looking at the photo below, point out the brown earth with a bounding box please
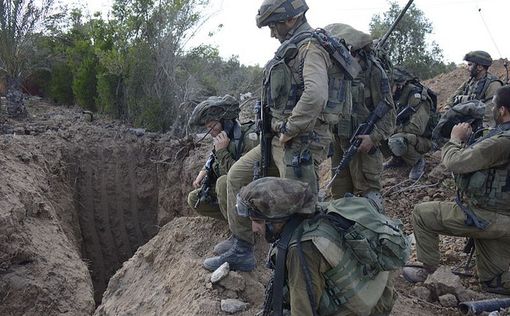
[0,60,509,316]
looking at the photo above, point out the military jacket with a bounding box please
[395,82,432,136]
[263,22,348,147]
[447,73,502,108]
[352,54,396,145]
[442,122,510,212]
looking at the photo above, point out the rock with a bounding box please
[211,262,230,284]
[425,266,464,296]
[128,128,145,137]
[438,293,458,307]
[488,311,500,316]
[219,271,245,292]
[220,299,249,314]
[412,286,432,302]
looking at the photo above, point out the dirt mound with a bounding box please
[95,217,271,315]
[424,59,508,110]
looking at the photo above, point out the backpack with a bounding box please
[321,196,410,272]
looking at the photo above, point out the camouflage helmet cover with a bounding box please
[393,66,416,85]
[188,95,240,127]
[256,0,309,28]
[464,50,493,67]
[237,177,315,221]
[324,23,372,51]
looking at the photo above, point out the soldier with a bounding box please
[187,95,258,220]
[236,177,403,316]
[383,66,434,180]
[403,86,510,295]
[325,24,396,208]
[446,50,503,127]
[203,0,354,272]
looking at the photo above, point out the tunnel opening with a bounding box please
[68,142,160,304]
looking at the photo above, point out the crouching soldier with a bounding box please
[237,177,410,316]
[384,67,435,180]
[403,86,510,295]
[187,95,258,220]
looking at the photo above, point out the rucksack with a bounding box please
[322,196,411,272]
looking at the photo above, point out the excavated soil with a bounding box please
[1,60,509,316]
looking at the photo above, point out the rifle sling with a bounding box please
[273,216,305,316]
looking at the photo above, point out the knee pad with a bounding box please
[388,135,408,157]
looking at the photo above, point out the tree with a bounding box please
[370,1,455,79]
[0,0,55,115]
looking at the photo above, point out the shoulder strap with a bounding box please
[273,216,305,316]
[295,224,319,316]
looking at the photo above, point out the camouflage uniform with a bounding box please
[413,122,510,288]
[237,177,398,316]
[446,51,503,127]
[187,122,258,219]
[226,20,339,244]
[327,25,395,199]
[388,80,433,166]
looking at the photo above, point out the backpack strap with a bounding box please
[294,224,319,316]
[273,216,305,316]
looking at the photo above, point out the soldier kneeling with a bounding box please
[237,177,410,316]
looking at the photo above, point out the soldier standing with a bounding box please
[187,95,258,220]
[403,86,510,295]
[203,0,354,272]
[325,24,395,209]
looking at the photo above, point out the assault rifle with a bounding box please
[396,104,416,125]
[326,101,390,189]
[194,152,218,208]
[254,100,272,180]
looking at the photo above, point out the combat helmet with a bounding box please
[393,66,416,85]
[236,177,315,221]
[464,50,493,67]
[188,95,240,127]
[256,0,308,28]
[324,23,372,51]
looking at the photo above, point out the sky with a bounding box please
[83,0,509,67]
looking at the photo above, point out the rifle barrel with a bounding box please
[376,0,415,50]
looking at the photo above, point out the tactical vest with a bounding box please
[453,74,503,105]
[455,128,510,212]
[262,31,351,130]
[397,81,437,138]
[273,197,409,315]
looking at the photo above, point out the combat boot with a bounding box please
[212,235,235,255]
[383,156,405,170]
[203,237,256,272]
[402,265,435,283]
[481,275,510,295]
[409,158,425,180]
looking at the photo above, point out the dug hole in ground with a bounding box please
[1,61,510,316]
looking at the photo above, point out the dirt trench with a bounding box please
[0,103,203,314]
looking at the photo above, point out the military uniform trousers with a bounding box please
[187,175,228,221]
[413,201,510,284]
[226,138,328,244]
[331,135,383,199]
[390,132,432,166]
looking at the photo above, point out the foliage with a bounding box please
[369,1,455,80]
[0,0,55,89]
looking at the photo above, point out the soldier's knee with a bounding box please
[388,134,408,157]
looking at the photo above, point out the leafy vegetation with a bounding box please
[370,1,456,80]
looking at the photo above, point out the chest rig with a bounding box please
[454,74,502,105]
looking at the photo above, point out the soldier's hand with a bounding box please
[193,170,207,188]
[357,135,375,153]
[279,133,292,144]
[213,131,230,150]
[451,122,472,143]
